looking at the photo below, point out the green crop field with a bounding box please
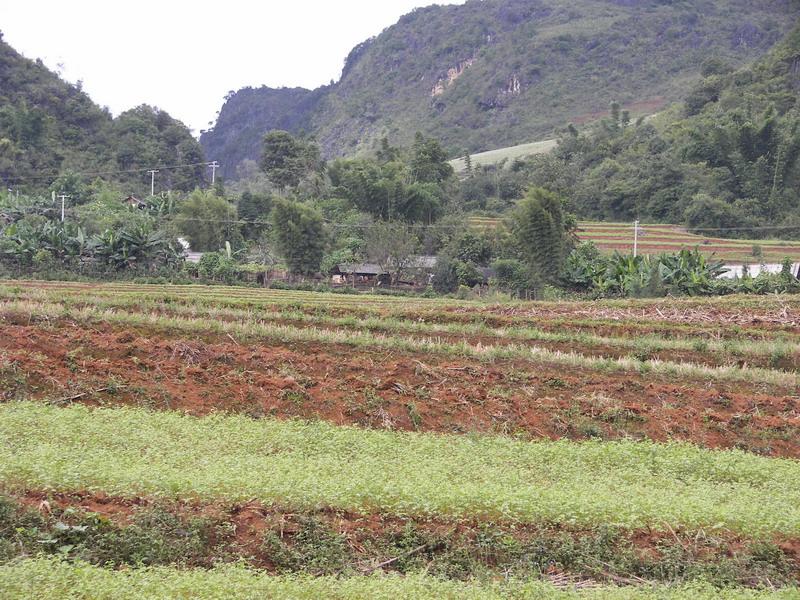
[449,139,558,172]
[2,560,798,600]
[3,401,800,534]
[1,280,800,597]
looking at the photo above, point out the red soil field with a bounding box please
[2,318,798,458]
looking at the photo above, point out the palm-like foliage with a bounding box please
[563,244,731,297]
[658,249,726,295]
[88,225,183,270]
[2,218,182,272]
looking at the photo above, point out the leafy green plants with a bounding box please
[2,402,800,536]
[2,559,799,599]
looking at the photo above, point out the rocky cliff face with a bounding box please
[201,0,800,177]
[199,86,325,180]
[431,59,476,97]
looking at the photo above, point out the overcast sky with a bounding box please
[0,0,465,135]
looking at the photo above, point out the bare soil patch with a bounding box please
[2,320,798,457]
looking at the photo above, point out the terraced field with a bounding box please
[1,280,799,598]
[470,219,800,263]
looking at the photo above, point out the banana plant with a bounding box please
[64,226,91,260]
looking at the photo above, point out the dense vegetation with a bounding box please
[200,0,797,170]
[0,33,205,197]
[3,13,800,300]
[6,560,797,599]
[517,25,800,235]
[4,123,800,298]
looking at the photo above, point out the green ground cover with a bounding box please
[1,402,799,535]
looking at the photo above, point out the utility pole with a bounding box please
[633,220,640,258]
[147,169,159,197]
[58,193,69,223]
[208,161,219,184]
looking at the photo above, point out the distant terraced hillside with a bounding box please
[471,218,800,263]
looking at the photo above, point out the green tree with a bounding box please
[49,171,88,206]
[271,198,325,276]
[111,105,205,194]
[376,137,400,163]
[683,193,742,233]
[491,258,533,296]
[329,157,443,223]
[509,187,569,282]
[260,131,321,192]
[410,132,453,184]
[451,230,492,265]
[237,191,272,239]
[364,220,420,284]
[176,189,239,251]
[431,254,459,293]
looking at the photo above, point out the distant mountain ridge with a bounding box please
[0,33,205,195]
[201,0,800,179]
[200,86,325,181]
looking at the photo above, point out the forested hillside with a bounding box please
[517,23,800,234]
[201,0,798,176]
[0,33,205,196]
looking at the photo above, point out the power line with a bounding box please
[578,223,800,233]
[0,205,475,229]
[4,193,800,235]
[2,161,216,185]
[6,205,800,234]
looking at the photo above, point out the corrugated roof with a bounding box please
[337,263,387,275]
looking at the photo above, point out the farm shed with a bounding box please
[402,255,439,285]
[332,263,390,286]
[122,195,147,210]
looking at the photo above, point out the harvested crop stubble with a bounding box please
[4,282,800,339]
[0,559,797,599]
[22,292,800,366]
[2,300,798,387]
[5,282,797,338]
[1,402,800,536]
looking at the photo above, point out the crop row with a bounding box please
[13,283,800,342]
[1,559,797,599]
[25,285,799,344]
[7,280,800,315]
[1,402,799,535]
[31,292,800,368]
[2,281,465,307]
[6,281,800,342]
[2,298,797,387]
